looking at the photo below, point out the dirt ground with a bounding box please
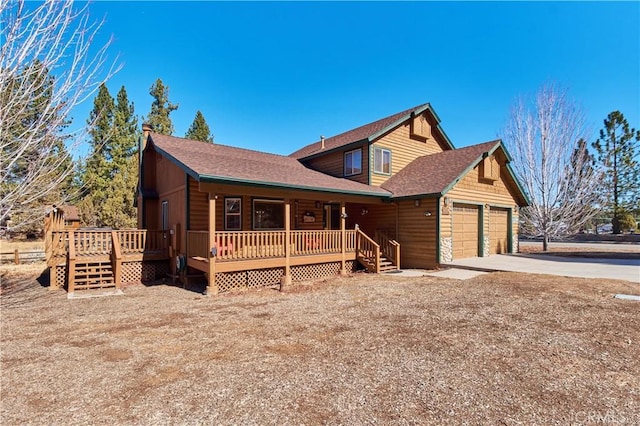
[1,264,639,425]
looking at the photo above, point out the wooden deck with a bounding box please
[186,228,399,276]
[46,229,170,293]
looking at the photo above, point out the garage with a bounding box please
[489,207,510,254]
[452,204,479,259]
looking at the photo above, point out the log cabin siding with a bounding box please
[188,176,209,231]
[155,156,187,252]
[345,204,396,238]
[397,198,438,268]
[295,199,325,231]
[447,164,520,207]
[302,143,369,184]
[370,120,446,186]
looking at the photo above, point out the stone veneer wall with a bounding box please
[440,237,452,263]
[483,236,490,257]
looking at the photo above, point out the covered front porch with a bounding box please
[181,191,400,294]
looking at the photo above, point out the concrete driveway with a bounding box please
[448,254,640,283]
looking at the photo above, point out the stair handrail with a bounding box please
[111,231,123,290]
[356,227,381,273]
[374,229,400,270]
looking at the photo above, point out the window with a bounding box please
[161,201,169,230]
[253,199,285,230]
[344,148,362,176]
[373,147,391,175]
[224,197,242,230]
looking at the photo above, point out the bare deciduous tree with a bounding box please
[0,0,118,232]
[503,83,602,251]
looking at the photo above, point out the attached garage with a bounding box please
[489,207,510,254]
[452,204,479,259]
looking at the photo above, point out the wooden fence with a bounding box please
[0,250,45,265]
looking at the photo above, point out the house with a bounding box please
[137,103,528,295]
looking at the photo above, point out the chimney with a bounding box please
[320,135,325,150]
[142,123,153,145]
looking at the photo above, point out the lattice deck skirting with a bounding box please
[51,265,66,290]
[49,260,169,290]
[121,261,169,284]
[215,261,356,294]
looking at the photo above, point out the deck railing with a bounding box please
[116,229,169,254]
[73,230,112,256]
[47,230,70,262]
[186,229,358,262]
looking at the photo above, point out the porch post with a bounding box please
[340,202,347,275]
[281,199,292,289]
[206,194,218,296]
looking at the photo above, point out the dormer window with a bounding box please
[344,148,362,176]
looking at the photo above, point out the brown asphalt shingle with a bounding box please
[290,103,430,159]
[149,133,391,197]
[381,140,500,198]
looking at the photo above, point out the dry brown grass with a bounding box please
[0,239,44,252]
[1,269,639,425]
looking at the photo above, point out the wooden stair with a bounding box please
[69,259,116,293]
[358,254,397,273]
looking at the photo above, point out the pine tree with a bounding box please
[185,110,214,143]
[592,111,640,234]
[102,86,138,228]
[81,83,115,226]
[147,79,178,135]
[112,86,138,166]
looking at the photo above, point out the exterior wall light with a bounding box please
[424,211,432,217]
[340,212,348,219]
[361,208,369,215]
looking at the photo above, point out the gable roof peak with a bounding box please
[290,102,454,160]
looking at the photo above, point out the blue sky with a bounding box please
[73,1,639,155]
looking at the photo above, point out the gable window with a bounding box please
[253,199,285,230]
[225,197,242,230]
[344,148,362,176]
[373,147,391,175]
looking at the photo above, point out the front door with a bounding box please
[323,204,340,230]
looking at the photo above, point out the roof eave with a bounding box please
[296,138,369,162]
[198,174,392,199]
[390,192,442,201]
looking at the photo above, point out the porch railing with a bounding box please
[186,229,358,262]
[356,227,381,273]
